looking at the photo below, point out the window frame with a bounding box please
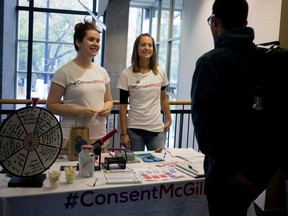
[16,0,105,100]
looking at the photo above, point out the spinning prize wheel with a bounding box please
[0,104,62,187]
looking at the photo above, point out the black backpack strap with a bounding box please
[256,41,280,51]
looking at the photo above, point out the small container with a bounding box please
[64,166,76,184]
[79,144,95,178]
[48,170,61,189]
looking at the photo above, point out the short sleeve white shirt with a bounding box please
[116,65,169,132]
[51,61,110,139]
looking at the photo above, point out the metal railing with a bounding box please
[0,99,197,150]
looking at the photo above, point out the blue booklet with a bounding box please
[135,153,164,162]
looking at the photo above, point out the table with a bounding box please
[0,149,209,216]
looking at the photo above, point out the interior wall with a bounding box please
[178,0,282,101]
[248,0,281,44]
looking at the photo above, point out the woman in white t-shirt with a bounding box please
[46,19,113,154]
[116,33,172,151]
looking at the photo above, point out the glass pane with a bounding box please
[17,41,28,99]
[93,53,101,66]
[159,0,170,41]
[18,0,29,7]
[151,6,158,39]
[172,11,182,38]
[34,0,93,11]
[142,8,150,33]
[17,42,28,73]
[33,12,79,42]
[172,10,182,38]
[31,12,89,99]
[173,0,183,38]
[16,7,104,100]
[17,11,29,100]
[174,0,183,11]
[158,43,167,70]
[127,7,143,67]
[18,11,29,40]
[169,40,180,96]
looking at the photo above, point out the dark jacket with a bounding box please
[191,27,282,190]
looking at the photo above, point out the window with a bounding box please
[128,0,182,100]
[16,0,104,100]
[128,0,183,148]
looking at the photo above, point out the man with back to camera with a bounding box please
[191,0,285,215]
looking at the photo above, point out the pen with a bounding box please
[176,155,189,162]
[163,151,189,162]
[107,148,125,151]
[188,165,199,173]
[175,167,197,178]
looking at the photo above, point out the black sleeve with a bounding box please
[119,89,129,104]
[161,86,167,90]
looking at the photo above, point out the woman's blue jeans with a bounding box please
[127,128,165,151]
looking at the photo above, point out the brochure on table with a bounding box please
[133,167,184,181]
[101,148,205,183]
[102,170,141,184]
[166,149,205,178]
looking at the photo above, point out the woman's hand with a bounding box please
[78,108,97,119]
[120,134,131,148]
[164,120,172,132]
[97,100,113,118]
[97,107,111,118]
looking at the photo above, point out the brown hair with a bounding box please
[73,17,102,51]
[131,33,158,74]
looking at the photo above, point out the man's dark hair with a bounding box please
[212,0,248,30]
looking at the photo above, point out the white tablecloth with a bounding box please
[0,148,209,216]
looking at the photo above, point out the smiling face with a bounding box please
[137,35,153,60]
[76,29,100,58]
